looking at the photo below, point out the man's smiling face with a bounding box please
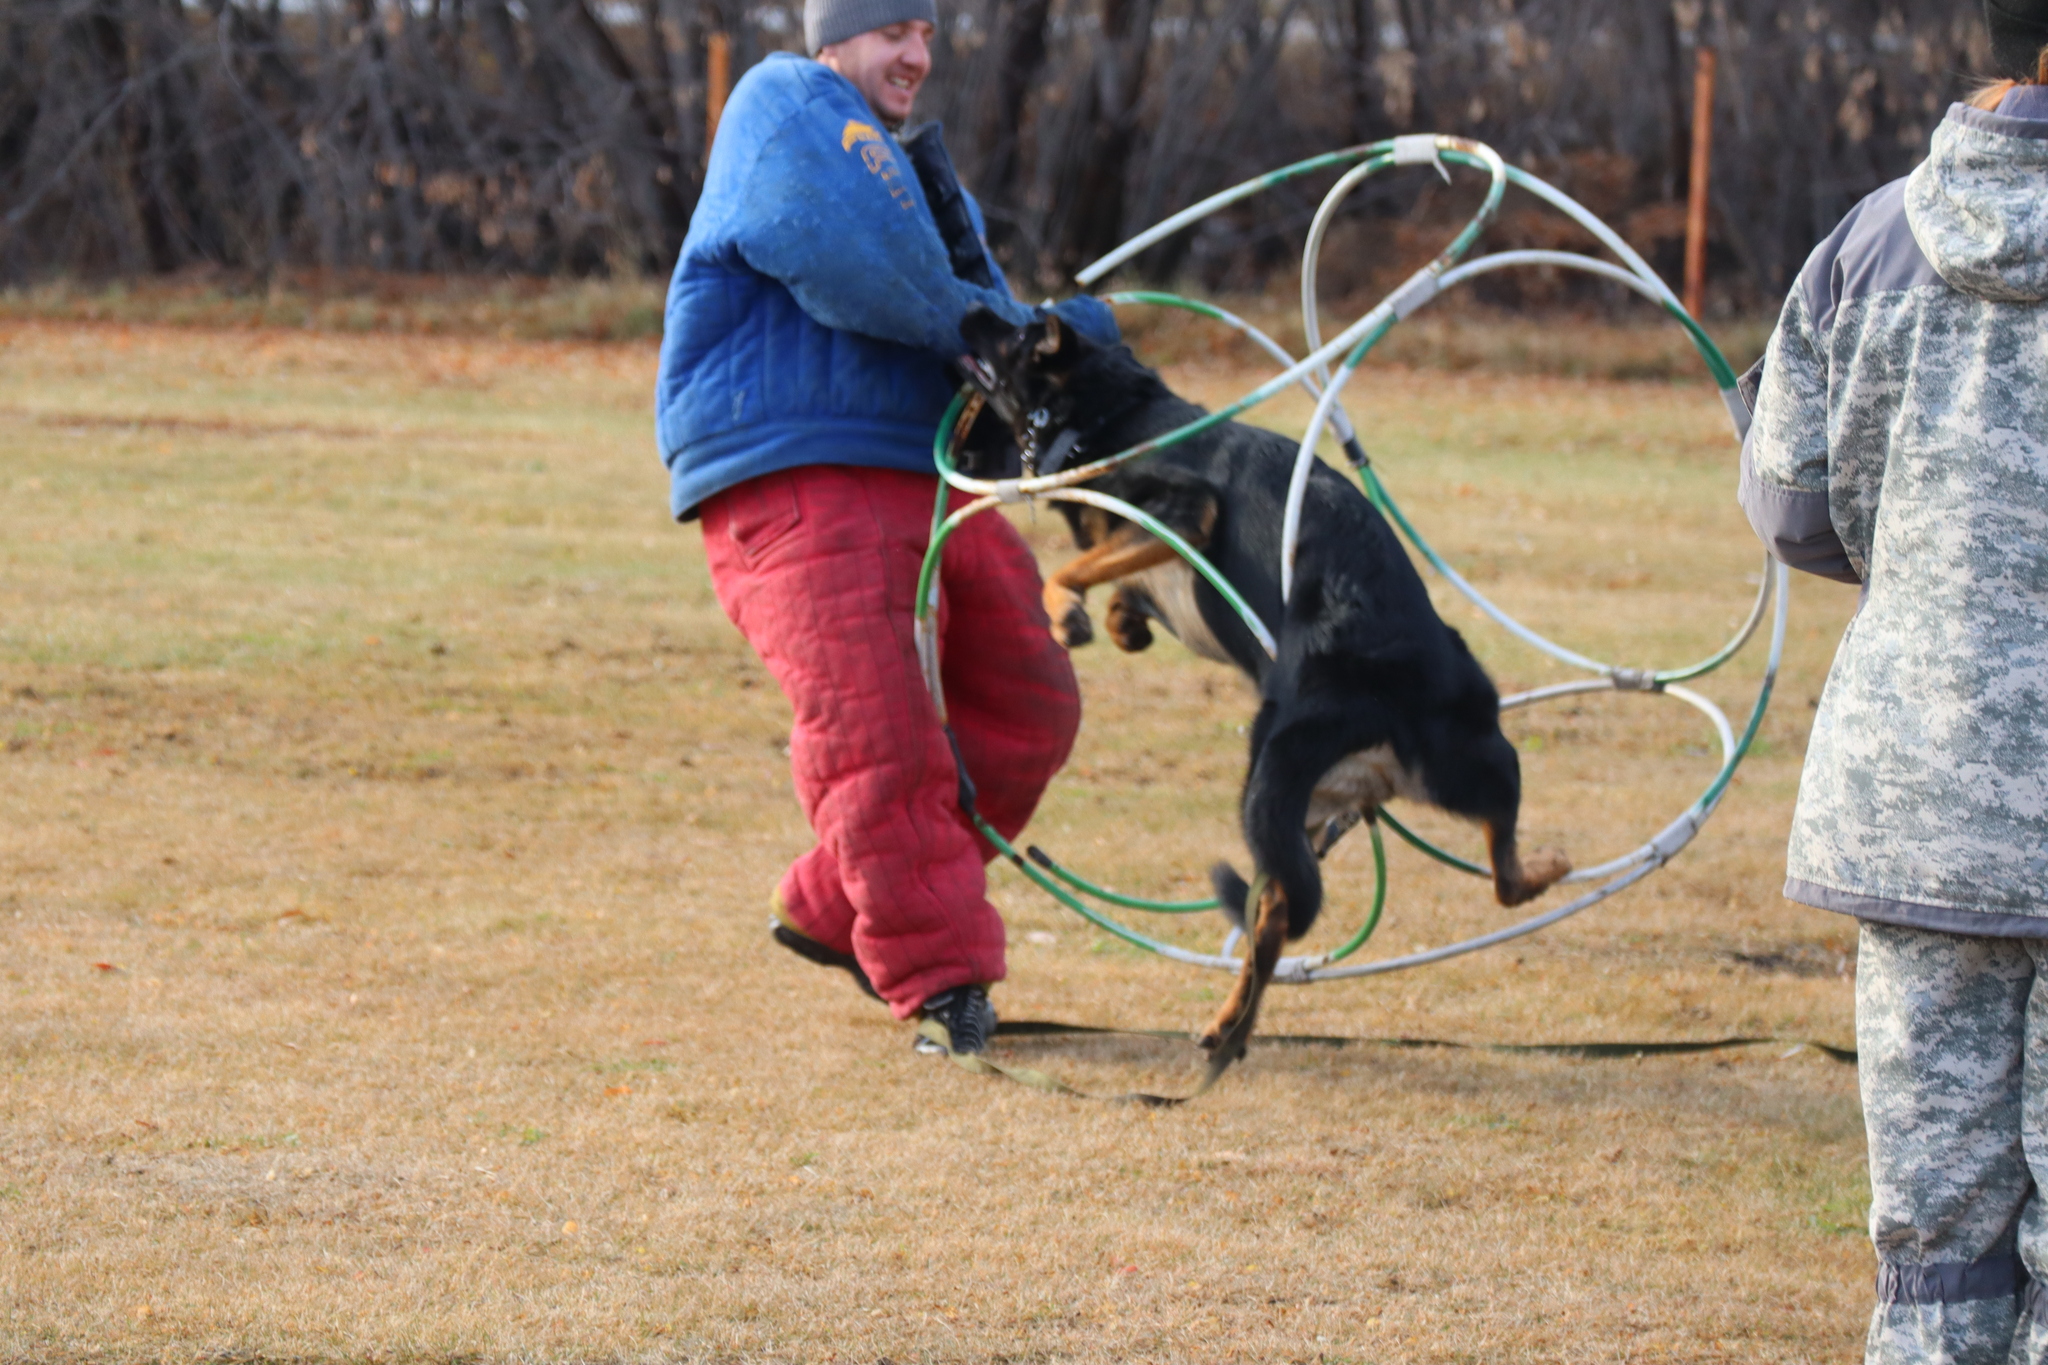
[818,20,933,127]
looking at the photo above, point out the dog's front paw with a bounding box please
[1105,595,1153,652]
[1053,602,1094,648]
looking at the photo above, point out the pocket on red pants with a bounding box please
[724,475,802,569]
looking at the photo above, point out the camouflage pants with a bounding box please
[1859,922,2048,1365]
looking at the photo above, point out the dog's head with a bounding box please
[958,306,1095,474]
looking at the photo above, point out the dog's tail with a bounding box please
[1206,811,1326,943]
[1209,862,1252,932]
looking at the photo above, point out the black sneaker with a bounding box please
[768,909,881,1003]
[914,985,996,1056]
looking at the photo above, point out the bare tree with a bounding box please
[0,0,1992,303]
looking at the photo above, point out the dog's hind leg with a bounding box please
[1197,875,1288,1058]
[1234,705,1373,941]
[1199,702,1383,1053]
[1485,820,1571,907]
[1433,730,1571,906]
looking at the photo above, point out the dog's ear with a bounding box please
[959,306,1017,362]
[1028,311,1087,371]
[1034,313,1063,358]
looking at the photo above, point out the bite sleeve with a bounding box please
[734,110,1032,356]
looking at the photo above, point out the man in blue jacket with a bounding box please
[655,0,1115,1053]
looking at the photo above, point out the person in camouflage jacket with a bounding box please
[1742,5,2048,1359]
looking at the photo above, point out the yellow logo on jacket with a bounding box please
[841,118,917,211]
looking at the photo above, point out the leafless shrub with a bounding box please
[0,0,1991,304]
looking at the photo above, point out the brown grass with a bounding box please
[0,271,668,343]
[0,271,1771,382]
[0,316,1866,1363]
[1113,290,1773,385]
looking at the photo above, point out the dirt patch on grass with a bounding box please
[0,320,1867,1362]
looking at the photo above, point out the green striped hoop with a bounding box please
[915,136,1786,982]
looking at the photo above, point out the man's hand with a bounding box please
[1044,296,1119,348]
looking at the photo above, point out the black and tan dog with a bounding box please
[957,306,1570,1063]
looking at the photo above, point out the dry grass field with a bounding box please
[1,314,1866,1363]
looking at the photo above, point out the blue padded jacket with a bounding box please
[654,54,1110,520]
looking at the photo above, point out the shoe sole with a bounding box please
[769,921,883,1003]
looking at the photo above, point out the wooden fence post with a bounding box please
[1683,45,1717,319]
[705,31,731,155]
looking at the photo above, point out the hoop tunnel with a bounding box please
[915,134,1785,982]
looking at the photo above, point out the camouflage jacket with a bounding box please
[1742,88,2048,936]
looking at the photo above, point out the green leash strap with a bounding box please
[918,1016,1856,1104]
[914,1017,1087,1097]
[990,1019,1856,1064]
[914,1017,1241,1109]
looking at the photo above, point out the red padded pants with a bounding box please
[699,465,1080,1018]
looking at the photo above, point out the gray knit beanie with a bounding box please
[805,0,936,54]
[1986,0,2048,80]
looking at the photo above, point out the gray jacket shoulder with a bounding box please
[1799,177,1945,335]
[1739,178,1944,585]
